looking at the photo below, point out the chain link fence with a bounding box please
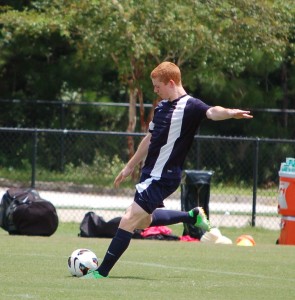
[1,127,294,230]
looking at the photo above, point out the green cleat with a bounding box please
[80,270,108,279]
[189,207,211,231]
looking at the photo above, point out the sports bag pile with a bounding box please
[0,188,58,236]
[79,211,184,241]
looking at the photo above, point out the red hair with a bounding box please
[150,62,182,85]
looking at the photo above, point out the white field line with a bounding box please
[121,260,295,283]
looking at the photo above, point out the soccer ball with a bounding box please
[67,248,99,277]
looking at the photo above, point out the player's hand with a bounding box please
[114,165,134,188]
[231,109,253,119]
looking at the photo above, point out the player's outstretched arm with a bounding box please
[114,133,151,188]
[206,106,253,121]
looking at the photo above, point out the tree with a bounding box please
[0,0,294,180]
[0,0,294,134]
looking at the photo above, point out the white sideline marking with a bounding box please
[121,260,295,283]
[4,294,35,299]
[7,253,294,283]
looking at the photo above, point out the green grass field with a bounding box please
[1,223,294,300]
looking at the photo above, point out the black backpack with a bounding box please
[0,188,59,236]
[79,211,121,238]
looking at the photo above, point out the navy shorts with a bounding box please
[134,173,181,214]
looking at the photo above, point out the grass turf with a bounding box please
[1,223,294,300]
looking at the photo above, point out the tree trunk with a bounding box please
[127,84,137,159]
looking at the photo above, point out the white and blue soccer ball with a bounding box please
[67,248,99,277]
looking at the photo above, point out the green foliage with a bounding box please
[0,8,76,99]
[62,153,125,186]
[1,0,293,101]
[0,0,295,181]
[0,151,126,187]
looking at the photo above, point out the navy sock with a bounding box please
[150,209,194,226]
[97,228,133,277]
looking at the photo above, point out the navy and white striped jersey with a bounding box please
[142,94,210,179]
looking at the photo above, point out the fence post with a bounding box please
[251,138,260,226]
[195,129,201,170]
[31,129,38,188]
[60,102,65,172]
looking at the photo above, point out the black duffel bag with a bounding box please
[79,211,121,238]
[0,188,58,236]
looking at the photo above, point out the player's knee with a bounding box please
[120,211,150,231]
[136,216,151,229]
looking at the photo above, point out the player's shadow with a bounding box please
[66,275,152,280]
[111,276,153,280]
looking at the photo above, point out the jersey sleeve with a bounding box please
[148,120,155,133]
[194,98,211,119]
[148,102,162,133]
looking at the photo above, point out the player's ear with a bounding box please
[168,79,175,86]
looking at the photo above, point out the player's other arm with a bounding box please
[206,106,253,121]
[114,133,151,188]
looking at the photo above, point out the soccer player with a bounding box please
[82,61,253,279]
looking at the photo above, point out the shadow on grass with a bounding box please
[110,276,153,280]
[66,275,152,280]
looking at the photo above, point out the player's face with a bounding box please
[152,78,171,100]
